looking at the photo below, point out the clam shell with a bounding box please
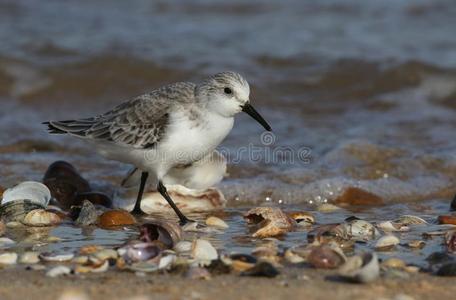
[22,209,62,226]
[205,216,229,229]
[139,220,182,248]
[375,235,400,251]
[1,181,51,206]
[0,252,18,265]
[338,252,380,283]
[0,200,45,223]
[191,239,218,262]
[40,252,75,262]
[244,207,295,238]
[307,244,346,269]
[344,218,379,241]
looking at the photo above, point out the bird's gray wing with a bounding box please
[46,82,196,148]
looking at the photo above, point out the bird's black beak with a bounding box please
[242,102,272,131]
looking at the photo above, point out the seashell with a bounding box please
[46,265,72,277]
[0,220,5,236]
[185,266,212,280]
[307,224,353,249]
[241,261,280,278]
[0,237,16,249]
[19,251,40,264]
[97,210,136,228]
[0,200,46,223]
[284,246,307,264]
[174,241,192,253]
[381,258,406,269]
[191,239,218,262]
[22,209,62,226]
[375,235,400,251]
[181,221,215,233]
[127,261,159,273]
[72,256,89,264]
[407,240,426,249]
[79,245,104,255]
[75,259,109,274]
[119,242,161,263]
[0,252,18,265]
[317,203,341,212]
[307,244,346,269]
[394,215,427,225]
[438,215,456,225]
[43,161,91,209]
[377,220,409,232]
[205,216,229,229]
[92,249,118,261]
[139,220,182,249]
[229,254,257,272]
[158,252,177,270]
[343,217,379,241]
[40,252,75,262]
[287,211,315,226]
[136,185,226,214]
[338,252,380,283]
[74,200,98,226]
[244,207,295,238]
[1,181,51,206]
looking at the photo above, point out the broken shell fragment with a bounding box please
[98,210,136,228]
[139,220,182,248]
[288,211,315,226]
[191,239,218,262]
[244,207,295,238]
[375,235,400,251]
[338,252,380,283]
[0,252,18,265]
[205,216,229,229]
[22,209,62,226]
[307,244,346,269]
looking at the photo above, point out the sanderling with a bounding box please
[44,71,271,225]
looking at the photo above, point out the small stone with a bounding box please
[317,203,341,212]
[75,200,98,226]
[205,216,229,229]
[334,187,384,206]
[19,252,40,264]
[0,252,18,264]
[98,210,136,228]
[46,265,72,277]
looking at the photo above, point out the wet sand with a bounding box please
[0,269,455,300]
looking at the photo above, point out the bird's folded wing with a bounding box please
[48,94,171,149]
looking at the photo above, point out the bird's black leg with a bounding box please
[131,171,148,216]
[157,180,193,225]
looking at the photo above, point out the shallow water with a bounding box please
[1,0,456,268]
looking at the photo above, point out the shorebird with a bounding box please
[44,71,272,225]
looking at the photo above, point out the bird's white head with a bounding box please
[196,71,272,131]
[196,71,250,117]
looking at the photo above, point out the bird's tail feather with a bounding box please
[43,119,95,137]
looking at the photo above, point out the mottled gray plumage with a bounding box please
[45,82,196,148]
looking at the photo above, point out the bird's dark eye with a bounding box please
[224,87,232,94]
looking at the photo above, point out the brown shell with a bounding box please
[244,207,295,238]
[97,210,136,228]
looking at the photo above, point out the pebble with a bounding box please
[0,252,18,264]
[205,216,229,229]
[75,200,98,226]
[46,265,72,277]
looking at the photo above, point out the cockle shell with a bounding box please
[22,209,62,226]
[244,207,295,238]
